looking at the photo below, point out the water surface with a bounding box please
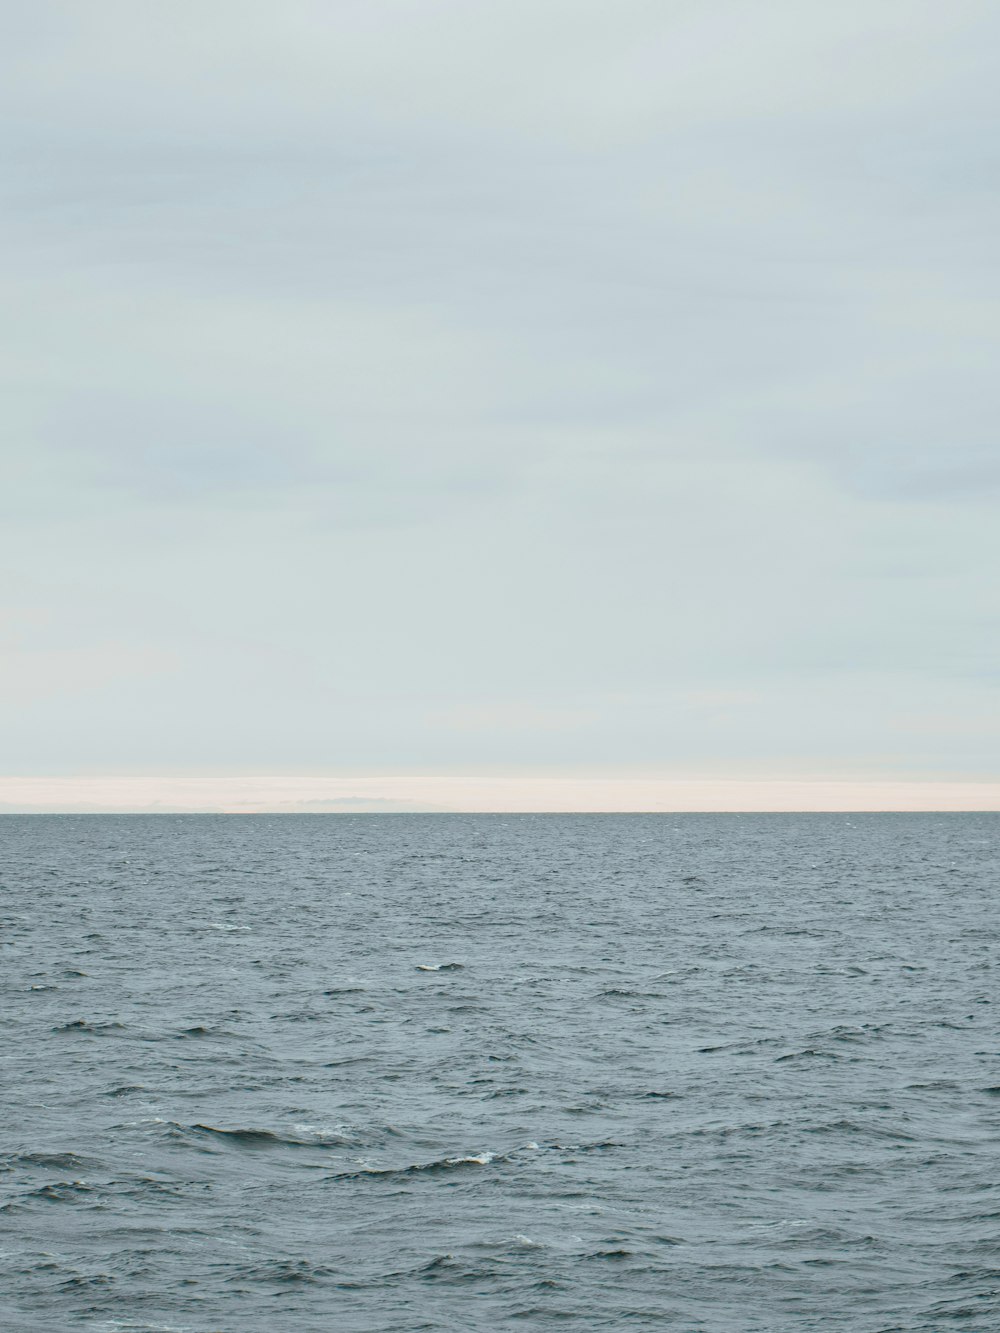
[2,813,998,1330]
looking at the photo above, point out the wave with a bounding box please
[802,1118,917,1142]
[698,1023,898,1061]
[773,1048,842,1063]
[187,1123,354,1150]
[330,1151,499,1182]
[23,1180,99,1204]
[174,1024,238,1039]
[223,1258,337,1286]
[597,987,667,1000]
[1,1151,95,1172]
[52,1019,126,1035]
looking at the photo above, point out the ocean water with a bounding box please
[2,812,998,1332]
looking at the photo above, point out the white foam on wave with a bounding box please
[292,1122,354,1140]
[92,1323,197,1332]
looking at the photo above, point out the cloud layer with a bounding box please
[2,2,997,787]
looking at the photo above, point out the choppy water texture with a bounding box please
[2,813,999,1332]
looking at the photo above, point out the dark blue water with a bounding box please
[2,813,998,1331]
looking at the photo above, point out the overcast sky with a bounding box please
[2,1,998,806]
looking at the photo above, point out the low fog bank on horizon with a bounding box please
[1,2,998,784]
[0,776,998,814]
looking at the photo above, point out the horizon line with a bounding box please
[1,807,997,816]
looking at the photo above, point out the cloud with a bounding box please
[0,2,997,781]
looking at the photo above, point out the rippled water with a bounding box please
[2,813,998,1331]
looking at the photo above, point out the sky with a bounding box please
[2,1,998,811]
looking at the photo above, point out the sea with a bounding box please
[2,812,998,1332]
